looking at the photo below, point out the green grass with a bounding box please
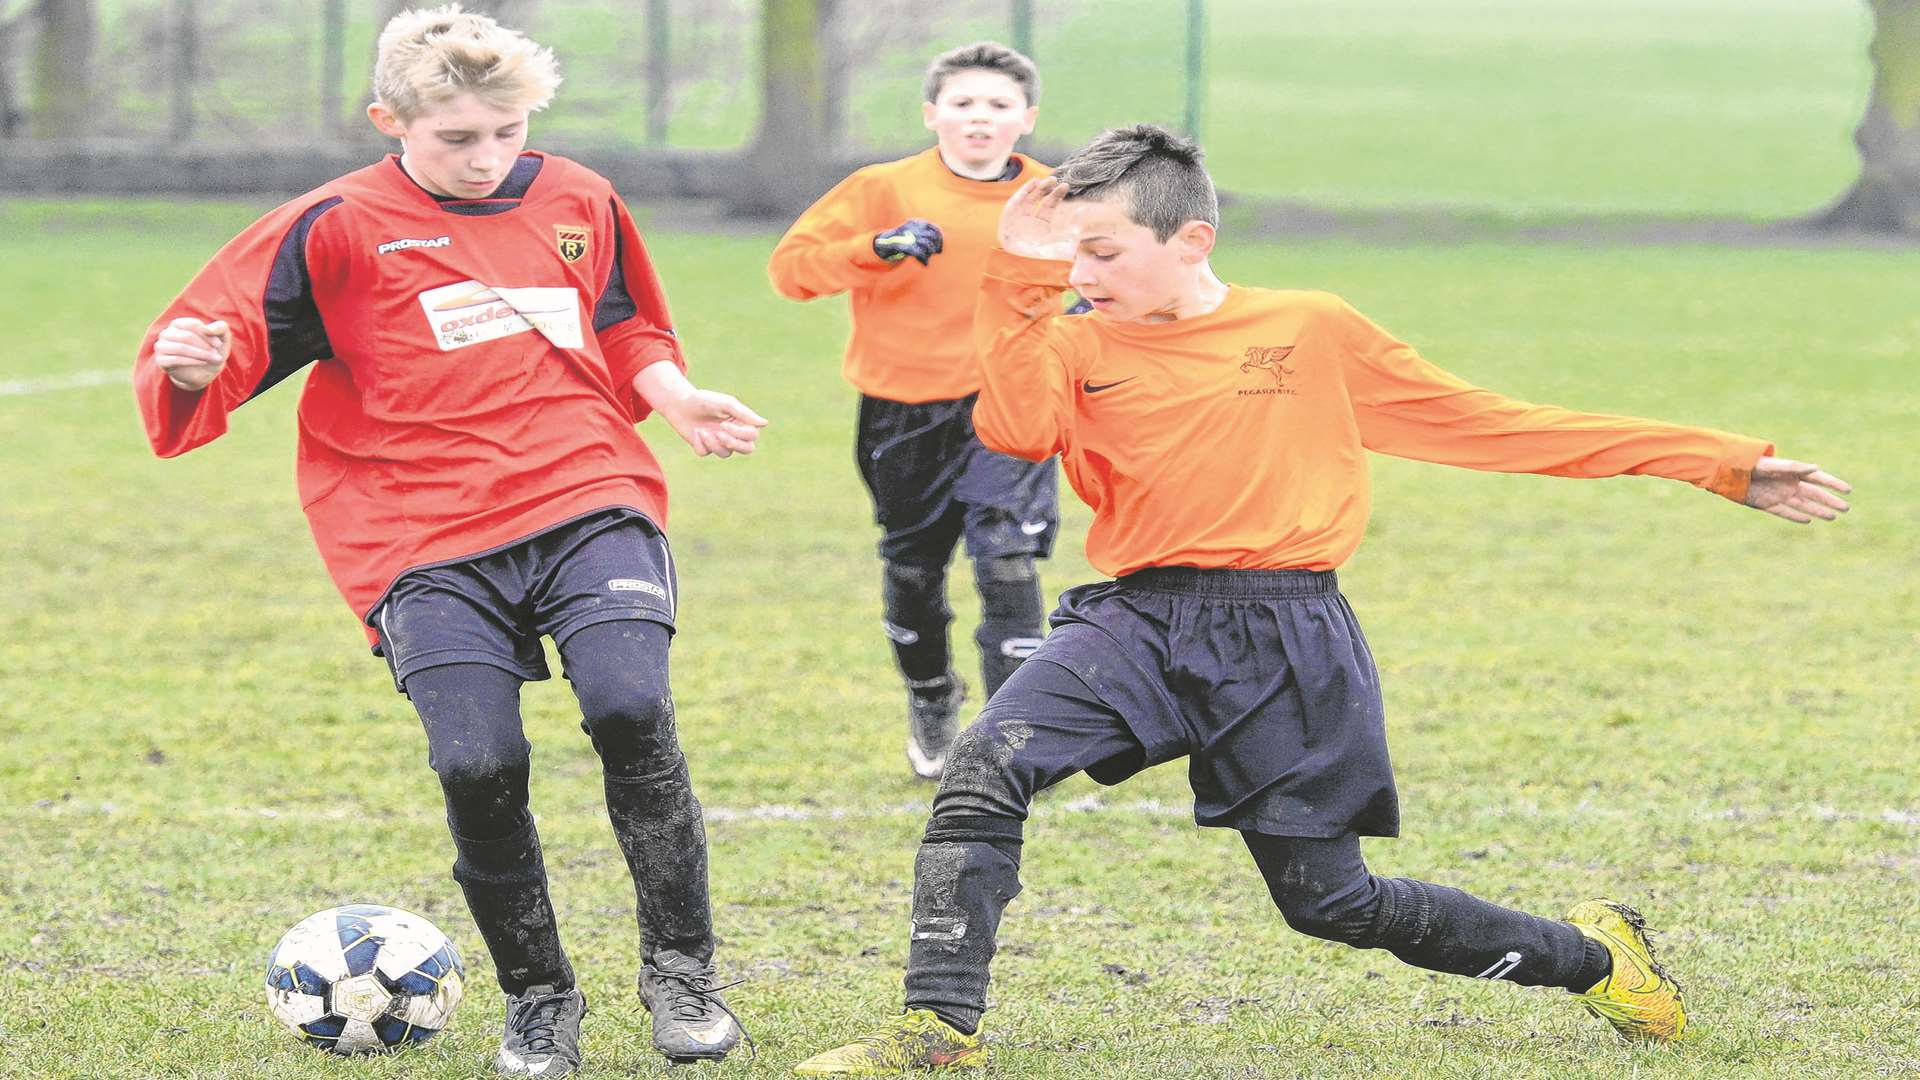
[84,0,1872,218]
[1,196,1916,1078]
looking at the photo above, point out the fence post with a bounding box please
[819,0,844,146]
[170,0,197,141]
[1011,0,1033,59]
[320,0,346,138]
[1183,0,1204,138]
[646,0,669,145]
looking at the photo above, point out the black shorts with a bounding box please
[1022,567,1399,838]
[370,509,677,693]
[855,393,1058,565]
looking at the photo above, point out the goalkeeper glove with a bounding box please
[873,219,944,265]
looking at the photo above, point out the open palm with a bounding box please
[1743,456,1851,523]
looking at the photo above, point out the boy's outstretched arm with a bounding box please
[971,178,1078,461]
[1336,298,1852,520]
[766,172,913,300]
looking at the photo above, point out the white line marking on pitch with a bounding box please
[0,369,129,396]
[18,796,1920,828]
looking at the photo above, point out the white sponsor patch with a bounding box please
[418,279,583,352]
[378,235,451,255]
[609,578,668,600]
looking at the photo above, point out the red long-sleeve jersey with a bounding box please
[973,249,1774,576]
[135,152,686,636]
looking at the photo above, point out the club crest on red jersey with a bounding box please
[554,224,590,263]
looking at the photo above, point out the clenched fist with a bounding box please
[151,317,231,392]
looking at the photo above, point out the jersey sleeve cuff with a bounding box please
[1703,436,1774,503]
[844,234,892,270]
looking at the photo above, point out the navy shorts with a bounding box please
[370,509,677,693]
[855,393,1058,565]
[1018,567,1399,838]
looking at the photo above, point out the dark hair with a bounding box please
[1056,124,1218,243]
[923,41,1040,106]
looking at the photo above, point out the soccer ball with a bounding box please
[264,903,466,1053]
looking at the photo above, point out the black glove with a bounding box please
[873,219,944,265]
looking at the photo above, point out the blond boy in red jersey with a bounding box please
[768,43,1061,779]
[139,7,762,1073]
[793,125,1851,1073]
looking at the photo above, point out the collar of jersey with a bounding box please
[921,147,1027,193]
[388,152,546,215]
[1091,284,1248,336]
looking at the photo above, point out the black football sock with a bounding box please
[1243,831,1595,990]
[562,621,716,965]
[603,760,715,964]
[406,663,570,995]
[971,555,1046,699]
[902,815,1025,1035]
[883,559,955,687]
[450,815,575,996]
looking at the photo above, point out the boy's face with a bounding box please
[922,70,1037,172]
[1064,193,1214,323]
[368,93,531,198]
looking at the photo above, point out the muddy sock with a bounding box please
[902,815,1024,1034]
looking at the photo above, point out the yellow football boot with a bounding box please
[1567,898,1688,1043]
[792,1009,986,1074]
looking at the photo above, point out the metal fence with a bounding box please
[0,0,1161,149]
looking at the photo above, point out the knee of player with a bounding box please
[972,554,1036,587]
[939,720,1005,781]
[576,684,675,741]
[431,739,531,791]
[1271,874,1385,945]
[884,559,951,611]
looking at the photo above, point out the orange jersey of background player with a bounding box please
[768,148,1053,403]
[973,248,1774,576]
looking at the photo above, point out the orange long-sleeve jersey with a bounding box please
[972,249,1773,576]
[767,148,1051,403]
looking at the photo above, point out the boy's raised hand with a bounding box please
[1742,456,1851,523]
[151,317,231,392]
[874,219,944,265]
[998,176,1073,261]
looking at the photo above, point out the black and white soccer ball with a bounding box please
[264,903,465,1053]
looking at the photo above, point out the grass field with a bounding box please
[1,187,1915,1079]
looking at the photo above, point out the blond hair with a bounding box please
[373,4,561,121]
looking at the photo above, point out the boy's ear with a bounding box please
[1018,104,1038,136]
[1174,220,1217,264]
[367,101,407,140]
[921,100,938,132]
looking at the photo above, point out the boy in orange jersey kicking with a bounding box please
[768,42,1062,780]
[792,125,1852,1073]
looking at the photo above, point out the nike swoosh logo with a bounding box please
[1019,521,1049,535]
[1082,376,1137,394]
[1602,929,1658,992]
